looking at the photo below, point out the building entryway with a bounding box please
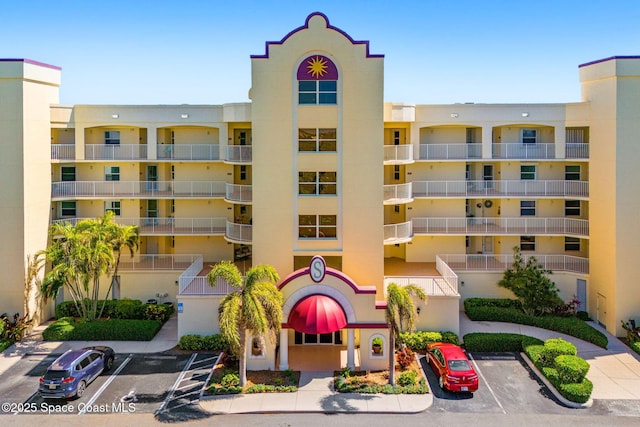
[282,345,361,371]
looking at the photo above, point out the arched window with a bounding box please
[297,55,338,105]
[370,334,385,358]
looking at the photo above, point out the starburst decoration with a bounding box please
[306,56,328,78]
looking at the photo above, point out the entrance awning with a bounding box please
[288,294,347,334]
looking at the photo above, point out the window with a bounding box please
[298,215,337,239]
[105,166,120,181]
[298,128,337,152]
[171,165,175,180]
[61,201,76,217]
[393,130,401,145]
[61,167,76,182]
[170,199,175,214]
[520,236,536,251]
[565,200,581,216]
[520,165,536,180]
[104,131,120,145]
[105,200,121,216]
[565,165,581,181]
[393,165,400,180]
[298,172,336,195]
[299,80,337,104]
[240,165,247,181]
[565,237,581,251]
[520,200,536,216]
[394,205,400,213]
[522,129,537,144]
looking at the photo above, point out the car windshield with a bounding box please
[448,360,471,371]
[44,370,71,380]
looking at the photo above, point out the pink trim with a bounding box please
[251,12,383,59]
[278,266,376,295]
[579,56,640,68]
[282,323,388,329]
[0,58,61,70]
[375,301,388,309]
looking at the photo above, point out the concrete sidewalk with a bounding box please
[459,315,640,400]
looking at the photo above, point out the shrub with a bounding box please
[144,304,172,322]
[42,317,76,341]
[464,298,520,310]
[557,378,594,404]
[463,333,527,352]
[396,347,415,370]
[115,299,144,319]
[400,330,460,351]
[202,334,228,351]
[178,334,227,351]
[540,338,576,367]
[42,318,161,341]
[397,370,417,387]
[631,342,640,356]
[0,339,12,353]
[0,313,32,341]
[220,372,240,387]
[576,311,591,321]
[178,334,204,351]
[555,355,590,383]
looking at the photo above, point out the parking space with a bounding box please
[422,352,575,415]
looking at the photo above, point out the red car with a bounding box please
[427,342,479,392]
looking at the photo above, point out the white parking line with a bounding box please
[78,353,133,415]
[468,353,506,414]
[156,352,198,414]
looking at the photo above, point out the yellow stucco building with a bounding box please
[1,12,639,371]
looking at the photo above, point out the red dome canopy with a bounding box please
[288,294,347,334]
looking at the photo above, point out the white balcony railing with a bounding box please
[84,144,148,160]
[492,143,556,159]
[179,276,235,296]
[565,143,589,159]
[225,145,252,163]
[383,145,414,164]
[225,221,252,243]
[52,217,228,235]
[383,275,458,297]
[412,180,588,198]
[118,254,201,271]
[51,181,226,199]
[51,144,75,160]
[412,217,589,237]
[419,143,482,160]
[384,183,413,204]
[225,183,253,203]
[384,221,413,244]
[437,253,589,274]
[157,144,220,160]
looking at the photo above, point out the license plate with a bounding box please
[461,386,468,391]
[49,384,57,389]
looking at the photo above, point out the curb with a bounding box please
[519,352,593,409]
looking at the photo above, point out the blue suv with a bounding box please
[38,346,115,399]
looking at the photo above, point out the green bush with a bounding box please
[464,298,520,310]
[42,318,161,341]
[397,370,418,387]
[0,339,14,353]
[576,311,591,321]
[400,330,460,351]
[540,338,576,367]
[220,372,240,387]
[463,333,528,352]
[115,299,144,319]
[631,342,640,356]
[143,304,173,322]
[557,378,594,404]
[178,334,227,351]
[465,303,608,348]
[178,334,204,351]
[555,355,590,383]
[202,334,228,351]
[523,341,545,365]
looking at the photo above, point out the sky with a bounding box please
[2,1,640,105]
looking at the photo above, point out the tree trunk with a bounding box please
[388,328,395,386]
[239,328,247,387]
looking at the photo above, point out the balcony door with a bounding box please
[483,165,494,190]
[146,165,158,191]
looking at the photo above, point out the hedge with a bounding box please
[55,299,174,322]
[400,330,459,352]
[632,342,640,356]
[540,338,577,367]
[0,339,13,353]
[178,334,228,351]
[555,355,590,383]
[43,317,162,341]
[464,299,608,348]
[463,333,536,352]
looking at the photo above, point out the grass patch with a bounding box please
[42,317,162,341]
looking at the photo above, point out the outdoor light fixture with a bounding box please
[111,114,119,118]
[416,307,421,315]
[181,114,189,119]
[450,113,459,118]
[522,112,529,117]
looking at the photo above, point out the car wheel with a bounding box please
[439,375,445,390]
[76,380,86,398]
[104,356,114,372]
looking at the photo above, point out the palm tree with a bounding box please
[385,283,426,385]
[207,260,283,387]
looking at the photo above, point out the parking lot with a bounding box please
[0,351,219,417]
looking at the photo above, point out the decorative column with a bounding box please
[278,328,289,370]
[347,329,355,370]
[482,126,493,159]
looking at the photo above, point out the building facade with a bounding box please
[1,12,640,370]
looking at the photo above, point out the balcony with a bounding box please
[225,145,252,164]
[51,144,75,160]
[225,183,253,204]
[52,217,227,236]
[419,143,482,160]
[384,221,413,245]
[225,221,252,244]
[157,144,220,161]
[492,143,555,159]
[412,217,589,237]
[384,256,459,296]
[565,143,589,159]
[438,253,589,274]
[85,144,148,160]
[51,181,226,200]
[118,254,201,271]
[384,145,414,165]
[412,180,588,199]
[384,183,413,205]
